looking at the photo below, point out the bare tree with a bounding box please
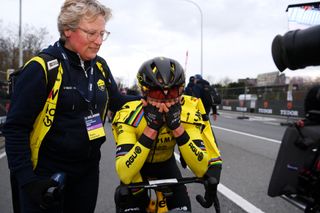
[22,26,48,61]
[0,23,49,72]
[218,76,233,86]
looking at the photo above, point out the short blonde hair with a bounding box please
[58,0,112,41]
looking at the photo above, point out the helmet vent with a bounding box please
[170,62,175,71]
[156,71,164,84]
[170,62,175,82]
[151,62,157,73]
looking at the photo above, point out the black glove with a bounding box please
[165,103,181,130]
[143,104,164,131]
[196,177,220,212]
[21,178,58,208]
[114,185,148,211]
[114,185,131,208]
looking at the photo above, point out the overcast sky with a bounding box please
[0,0,318,86]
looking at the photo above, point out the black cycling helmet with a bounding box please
[137,57,185,92]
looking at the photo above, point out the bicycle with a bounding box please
[115,176,220,213]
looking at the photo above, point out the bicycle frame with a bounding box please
[146,190,168,213]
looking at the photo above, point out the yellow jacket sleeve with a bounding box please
[196,97,222,168]
[181,95,222,178]
[177,123,208,177]
[113,122,152,184]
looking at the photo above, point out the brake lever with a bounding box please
[196,194,220,213]
[196,194,213,208]
[196,177,220,213]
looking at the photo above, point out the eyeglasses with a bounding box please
[78,27,110,41]
[147,87,181,100]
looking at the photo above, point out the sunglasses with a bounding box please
[147,87,181,100]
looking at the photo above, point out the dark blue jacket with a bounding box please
[194,79,217,115]
[184,82,200,97]
[3,40,133,186]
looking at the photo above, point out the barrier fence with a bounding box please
[217,84,316,118]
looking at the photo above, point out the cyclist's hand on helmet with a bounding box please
[21,178,58,207]
[164,102,182,130]
[142,99,164,131]
[196,177,220,212]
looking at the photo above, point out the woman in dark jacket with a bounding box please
[3,0,134,212]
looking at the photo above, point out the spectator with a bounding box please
[194,74,219,121]
[184,76,199,97]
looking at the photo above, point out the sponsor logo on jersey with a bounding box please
[125,146,142,168]
[189,143,204,161]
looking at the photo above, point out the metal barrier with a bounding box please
[217,85,315,118]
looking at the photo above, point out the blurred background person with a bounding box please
[193,74,220,121]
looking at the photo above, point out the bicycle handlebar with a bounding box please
[122,176,220,213]
[126,176,204,189]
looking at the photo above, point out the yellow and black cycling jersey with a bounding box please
[112,95,222,184]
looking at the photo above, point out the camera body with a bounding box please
[270,19,320,210]
[268,123,320,199]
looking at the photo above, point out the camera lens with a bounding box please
[271,25,320,71]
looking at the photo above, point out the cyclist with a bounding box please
[112,57,222,212]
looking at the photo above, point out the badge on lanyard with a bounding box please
[84,113,106,140]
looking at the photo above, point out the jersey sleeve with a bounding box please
[112,106,153,184]
[178,123,209,177]
[197,98,222,165]
[114,123,150,184]
[180,95,222,179]
[197,97,222,181]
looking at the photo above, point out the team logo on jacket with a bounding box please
[47,59,59,70]
[126,146,142,168]
[97,79,105,91]
[135,146,142,154]
[189,143,204,161]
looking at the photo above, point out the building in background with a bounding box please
[256,71,287,87]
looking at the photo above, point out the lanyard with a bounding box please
[57,42,96,111]
[75,60,95,104]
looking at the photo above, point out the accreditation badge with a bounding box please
[84,113,106,140]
